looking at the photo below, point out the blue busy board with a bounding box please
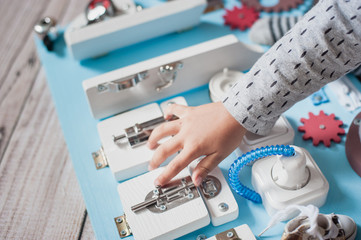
[35,0,361,239]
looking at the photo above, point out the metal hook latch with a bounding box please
[156,61,183,92]
[97,71,148,93]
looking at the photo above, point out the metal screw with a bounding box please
[209,192,215,197]
[96,162,102,168]
[196,234,207,240]
[218,202,229,212]
[159,205,166,211]
[121,230,127,236]
[187,193,194,199]
[313,95,322,101]
[116,217,123,223]
[97,84,107,92]
[177,62,184,69]
[153,189,159,195]
[121,3,130,11]
[227,231,234,238]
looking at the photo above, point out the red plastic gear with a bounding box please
[241,0,304,13]
[223,6,260,31]
[298,111,345,147]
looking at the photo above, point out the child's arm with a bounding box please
[149,0,361,186]
[224,0,361,135]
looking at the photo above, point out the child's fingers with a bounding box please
[147,120,181,149]
[191,153,222,186]
[164,104,188,119]
[154,148,198,186]
[148,136,182,171]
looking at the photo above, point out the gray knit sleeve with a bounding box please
[223,0,361,135]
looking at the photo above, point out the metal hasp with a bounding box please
[114,215,132,238]
[92,147,108,169]
[113,115,178,148]
[215,228,240,240]
[156,61,183,92]
[97,71,148,93]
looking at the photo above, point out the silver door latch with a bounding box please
[131,176,221,213]
[113,115,178,148]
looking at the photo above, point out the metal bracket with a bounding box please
[156,61,183,92]
[131,176,200,213]
[97,71,148,93]
[92,147,108,169]
[114,215,132,238]
[215,228,240,240]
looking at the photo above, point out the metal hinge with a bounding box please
[97,71,148,93]
[215,228,240,240]
[92,147,108,169]
[114,215,132,238]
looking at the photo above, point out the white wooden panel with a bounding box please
[98,97,187,181]
[118,167,210,240]
[83,34,264,119]
[206,224,256,240]
[65,0,206,60]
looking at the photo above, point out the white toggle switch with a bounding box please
[271,150,310,190]
[252,146,329,218]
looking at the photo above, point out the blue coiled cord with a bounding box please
[228,145,295,203]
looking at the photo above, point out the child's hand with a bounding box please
[147,102,246,187]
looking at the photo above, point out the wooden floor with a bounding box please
[0,0,96,239]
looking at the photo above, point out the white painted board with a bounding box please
[83,34,264,119]
[65,0,206,60]
[118,167,210,240]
